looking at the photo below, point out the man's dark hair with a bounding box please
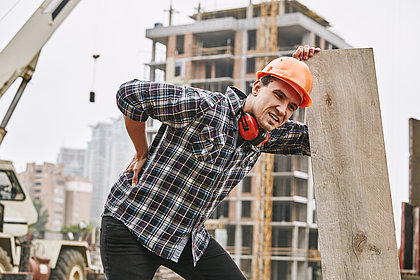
[260,75,277,86]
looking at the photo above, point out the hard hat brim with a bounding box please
[256,71,312,107]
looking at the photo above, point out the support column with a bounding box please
[291,225,299,279]
[279,0,286,15]
[150,40,156,81]
[291,260,298,280]
[301,32,315,46]
[247,0,253,19]
[235,185,243,265]
[307,159,314,225]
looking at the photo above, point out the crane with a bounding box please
[252,1,279,279]
[0,0,81,146]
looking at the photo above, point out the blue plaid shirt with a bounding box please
[103,80,310,266]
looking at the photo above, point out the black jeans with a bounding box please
[100,216,246,280]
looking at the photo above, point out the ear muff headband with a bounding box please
[238,112,269,147]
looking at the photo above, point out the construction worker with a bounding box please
[100,45,320,279]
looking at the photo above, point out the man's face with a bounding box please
[248,78,301,131]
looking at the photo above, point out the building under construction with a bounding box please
[145,1,351,279]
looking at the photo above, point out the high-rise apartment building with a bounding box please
[85,122,112,224]
[108,117,135,186]
[57,148,86,177]
[19,162,66,232]
[145,1,351,279]
[65,176,92,226]
[85,117,136,225]
[19,163,93,232]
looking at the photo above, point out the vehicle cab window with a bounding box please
[0,170,25,201]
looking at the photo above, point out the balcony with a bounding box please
[192,45,233,56]
[225,246,321,260]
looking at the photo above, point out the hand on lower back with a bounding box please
[124,154,147,186]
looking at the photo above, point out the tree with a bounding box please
[61,222,92,241]
[29,199,49,233]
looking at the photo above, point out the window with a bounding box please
[242,226,253,254]
[273,202,291,221]
[54,188,64,194]
[246,81,253,95]
[296,178,308,197]
[54,197,64,204]
[247,30,256,50]
[226,225,235,246]
[175,65,181,77]
[176,35,184,55]
[273,155,291,172]
[272,227,292,247]
[241,201,251,218]
[0,170,25,200]
[242,176,251,193]
[205,61,212,78]
[174,61,184,77]
[295,203,307,222]
[315,35,321,48]
[209,200,229,219]
[215,60,233,78]
[273,177,291,196]
[246,57,255,73]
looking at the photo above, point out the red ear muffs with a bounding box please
[238,113,269,147]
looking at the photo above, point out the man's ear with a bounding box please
[252,80,262,96]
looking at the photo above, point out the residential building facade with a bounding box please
[56,148,86,177]
[85,117,136,225]
[19,162,67,232]
[65,176,92,226]
[85,122,112,224]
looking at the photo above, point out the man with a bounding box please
[100,45,320,279]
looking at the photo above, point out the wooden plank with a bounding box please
[410,118,420,206]
[306,48,400,279]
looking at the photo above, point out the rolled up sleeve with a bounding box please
[116,79,203,128]
[261,120,311,156]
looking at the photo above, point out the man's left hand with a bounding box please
[293,45,321,61]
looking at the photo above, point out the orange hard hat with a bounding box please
[256,57,313,107]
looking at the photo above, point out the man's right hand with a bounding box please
[292,45,321,61]
[123,116,149,187]
[124,154,147,187]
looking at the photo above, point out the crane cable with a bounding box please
[89,0,105,102]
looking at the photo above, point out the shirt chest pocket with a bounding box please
[191,126,226,163]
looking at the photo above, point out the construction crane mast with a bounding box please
[252,1,279,279]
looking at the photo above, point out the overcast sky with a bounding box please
[0,0,418,244]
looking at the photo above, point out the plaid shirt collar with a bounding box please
[225,86,247,119]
